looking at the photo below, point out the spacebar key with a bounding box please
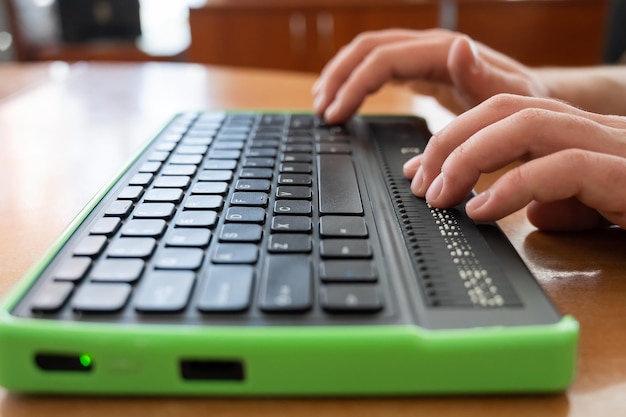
[317,155,363,214]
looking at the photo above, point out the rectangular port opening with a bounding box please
[180,359,244,381]
[35,353,93,372]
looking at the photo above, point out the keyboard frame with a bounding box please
[0,112,579,395]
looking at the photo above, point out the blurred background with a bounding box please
[0,0,623,70]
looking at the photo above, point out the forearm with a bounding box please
[534,66,626,116]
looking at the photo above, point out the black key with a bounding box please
[31,281,73,312]
[317,155,363,214]
[134,271,195,313]
[72,282,132,313]
[279,163,312,173]
[156,142,176,152]
[259,255,312,312]
[191,182,229,195]
[90,259,145,282]
[204,159,237,170]
[276,186,312,200]
[170,154,203,165]
[147,151,169,162]
[139,161,161,173]
[239,168,273,179]
[153,176,190,189]
[121,219,166,237]
[162,164,197,176]
[208,150,241,159]
[133,202,175,219]
[271,216,312,233]
[212,141,244,150]
[320,285,383,313]
[183,195,224,210]
[197,266,254,312]
[107,237,156,258]
[320,260,377,282]
[117,186,144,201]
[320,239,372,258]
[90,217,121,236]
[154,248,204,270]
[246,148,277,157]
[144,188,183,203]
[224,207,265,223]
[277,174,311,185]
[274,200,312,215]
[174,211,218,228]
[316,143,352,154]
[230,192,268,207]
[176,145,208,155]
[244,157,275,168]
[268,234,312,253]
[212,243,259,264]
[129,173,154,186]
[166,228,212,247]
[198,170,233,182]
[320,216,368,237]
[74,235,107,257]
[281,153,313,162]
[219,224,263,242]
[105,200,133,217]
[54,257,92,282]
[235,179,271,191]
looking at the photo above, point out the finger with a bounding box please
[323,37,458,123]
[465,149,626,230]
[313,29,436,116]
[526,199,609,231]
[427,107,626,207]
[414,94,626,200]
[447,36,547,108]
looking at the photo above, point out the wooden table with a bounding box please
[1,62,625,416]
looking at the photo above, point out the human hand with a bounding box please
[313,29,549,123]
[403,94,626,231]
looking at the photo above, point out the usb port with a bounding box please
[180,359,244,381]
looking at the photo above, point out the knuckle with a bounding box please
[484,93,521,112]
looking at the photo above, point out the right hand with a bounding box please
[313,29,550,123]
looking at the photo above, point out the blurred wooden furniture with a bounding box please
[457,0,609,66]
[188,0,439,72]
[1,61,626,416]
[188,0,609,72]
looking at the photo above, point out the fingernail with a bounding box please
[314,93,326,112]
[311,79,321,95]
[426,174,444,202]
[411,166,426,196]
[325,101,339,121]
[466,37,481,73]
[403,154,421,174]
[466,190,490,212]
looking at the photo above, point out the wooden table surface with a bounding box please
[0,62,625,417]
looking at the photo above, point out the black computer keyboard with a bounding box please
[12,112,560,330]
[2,111,579,395]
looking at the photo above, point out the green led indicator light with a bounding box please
[79,354,92,368]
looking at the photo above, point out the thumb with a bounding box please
[447,36,529,107]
